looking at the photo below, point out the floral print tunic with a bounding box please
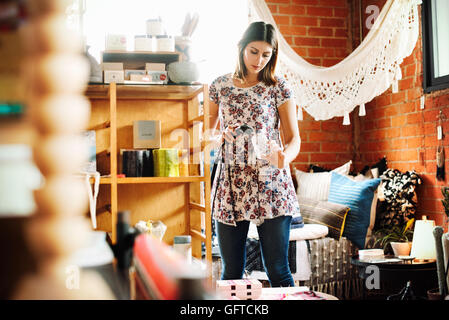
[209,73,300,226]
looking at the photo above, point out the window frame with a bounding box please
[422,0,449,93]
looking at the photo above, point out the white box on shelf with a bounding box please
[105,34,127,51]
[134,35,154,52]
[104,70,124,84]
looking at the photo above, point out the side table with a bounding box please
[351,255,438,299]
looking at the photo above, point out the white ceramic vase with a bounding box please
[390,241,412,256]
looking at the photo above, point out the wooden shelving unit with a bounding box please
[85,82,212,263]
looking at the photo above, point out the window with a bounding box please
[422,0,449,93]
[80,0,249,84]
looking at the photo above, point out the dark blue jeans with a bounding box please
[216,215,295,287]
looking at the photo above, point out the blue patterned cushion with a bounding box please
[328,172,381,248]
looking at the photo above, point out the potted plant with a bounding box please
[374,218,415,256]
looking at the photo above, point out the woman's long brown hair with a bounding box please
[234,21,278,86]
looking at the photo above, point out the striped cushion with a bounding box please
[328,172,381,249]
[297,196,349,240]
[294,161,352,201]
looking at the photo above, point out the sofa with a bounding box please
[212,158,422,300]
[245,158,422,299]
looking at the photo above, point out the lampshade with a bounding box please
[410,216,436,261]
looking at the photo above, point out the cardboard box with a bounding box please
[133,120,161,149]
[146,63,166,71]
[104,70,124,83]
[103,62,124,71]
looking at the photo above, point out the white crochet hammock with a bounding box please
[250,0,422,124]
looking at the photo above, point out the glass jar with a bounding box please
[173,235,192,263]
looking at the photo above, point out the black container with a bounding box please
[122,149,153,177]
[142,149,154,177]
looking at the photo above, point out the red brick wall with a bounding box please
[266,0,354,172]
[356,0,449,226]
[266,0,449,226]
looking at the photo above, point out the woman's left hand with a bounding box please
[262,141,287,169]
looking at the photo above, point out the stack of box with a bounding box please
[120,120,188,178]
[145,63,167,84]
[103,63,168,84]
[128,64,168,84]
[215,279,262,300]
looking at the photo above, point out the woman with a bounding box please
[209,21,301,287]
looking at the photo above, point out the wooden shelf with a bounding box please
[88,176,206,184]
[86,82,212,267]
[188,114,204,126]
[89,177,112,184]
[103,50,180,55]
[117,176,205,184]
[102,50,180,64]
[85,84,204,100]
[90,176,206,184]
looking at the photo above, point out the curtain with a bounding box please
[250,0,422,124]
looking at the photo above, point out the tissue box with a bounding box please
[133,120,161,149]
[216,279,262,300]
[104,70,124,84]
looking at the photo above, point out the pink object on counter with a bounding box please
[216,279,262,300]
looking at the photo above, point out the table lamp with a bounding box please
[410,216,436,261]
